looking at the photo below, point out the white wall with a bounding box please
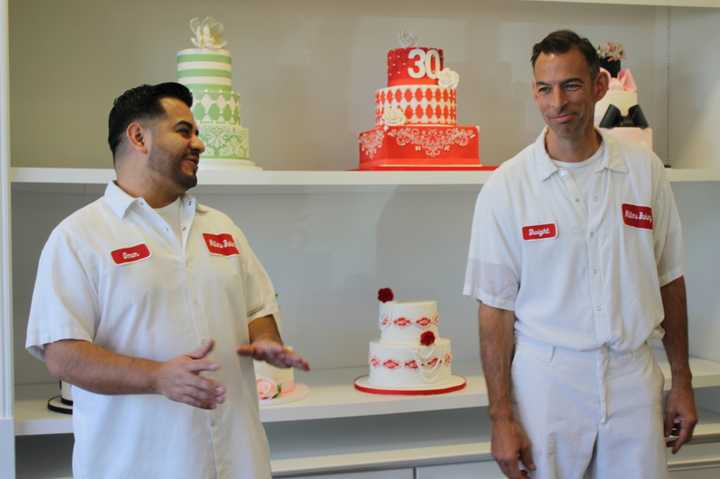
[668,8,720,168]
[10,0,671,169]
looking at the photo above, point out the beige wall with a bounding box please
[9,0,678,169]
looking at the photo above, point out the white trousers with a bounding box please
[511,336,668,479]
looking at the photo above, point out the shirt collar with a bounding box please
[533,127,627,181]
[103,181,205,218]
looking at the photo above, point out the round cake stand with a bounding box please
[258,383,310,406]
[353,375,467,396]
[47,396,73,415]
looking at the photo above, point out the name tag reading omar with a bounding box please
[111,244,151,265]
[203,233,240,256]
[522,223,557,241]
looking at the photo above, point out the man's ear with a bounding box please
[593,70,610,103]
[126,121,149,154]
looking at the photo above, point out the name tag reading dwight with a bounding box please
[522,223,558,241]
[203,233,240,256]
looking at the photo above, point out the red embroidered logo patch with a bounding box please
[622,204,653,230]
[522,223,557,240]
[111,244,151,265]
[203,233,240,256]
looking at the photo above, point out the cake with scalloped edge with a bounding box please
[358,33,485,170]
[366,288,455,388]
[594,41,653,151]
[177,17,259,170]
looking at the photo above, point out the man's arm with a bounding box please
[479,303,534,478]
[660,276,698,453]
[236,315,310,371]
[45,339,225,409]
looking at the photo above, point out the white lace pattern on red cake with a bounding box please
[389,127,476,157]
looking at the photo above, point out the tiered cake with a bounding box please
[355,288,466,394]
[177,17,259,169]
[594,42,653,150]
[358,35,484,170]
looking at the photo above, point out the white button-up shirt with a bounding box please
[26,181,279,479]
[464,129,684,352]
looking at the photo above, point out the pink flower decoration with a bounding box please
[256,378,280,400]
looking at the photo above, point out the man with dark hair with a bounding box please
[464,30,696,478]
[26,82,308,479]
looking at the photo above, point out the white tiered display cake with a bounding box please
[177,17,259,170]
[354,288,466,395]
[594,42,653,150]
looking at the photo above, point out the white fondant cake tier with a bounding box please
[601,127,653,151]
[368,338,452,387]
[379,300,439,345]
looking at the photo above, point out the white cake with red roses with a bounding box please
[356,288,466,394]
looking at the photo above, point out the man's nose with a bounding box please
[192,134,206,154]
[550,86,567,110]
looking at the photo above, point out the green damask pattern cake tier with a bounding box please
[176,18,258,169]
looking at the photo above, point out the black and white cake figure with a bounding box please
[594,42,653,150]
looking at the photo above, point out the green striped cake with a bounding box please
[177,47,258,169]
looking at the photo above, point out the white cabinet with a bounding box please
[416,461,504,479]
[287,470,412,479]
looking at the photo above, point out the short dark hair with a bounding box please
[531,30,600,79]
[107,82,193,158]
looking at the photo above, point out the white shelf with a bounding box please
[14,356,720,436]
[9,167,720,189]
[524,0,720,7]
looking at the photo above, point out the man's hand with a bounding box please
[153,340,226,409]
[492,417,535,478]
[236,339,310,371]
[664,383,698,454]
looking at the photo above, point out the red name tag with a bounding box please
[622,204,653,230]
[203,233,240,256]
[111,244,151,265]
[522,223,557,241]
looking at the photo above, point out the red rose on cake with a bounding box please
[420,330,436,346]
[378,288,394,303]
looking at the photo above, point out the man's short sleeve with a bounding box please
[463,173,521,310]
[652,158,685,286]
[235,228,280,323]
[25,226,98,360]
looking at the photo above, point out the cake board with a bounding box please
[354,375,467,396]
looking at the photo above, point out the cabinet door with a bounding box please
[416,461,504,479]
[283,469,413,479]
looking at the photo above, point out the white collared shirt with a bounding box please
[26,181,278,479]
[464,129,684,352]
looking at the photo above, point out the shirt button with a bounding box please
[595,305,602,312]
[575,198,580,203]
[593,196,599,202]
